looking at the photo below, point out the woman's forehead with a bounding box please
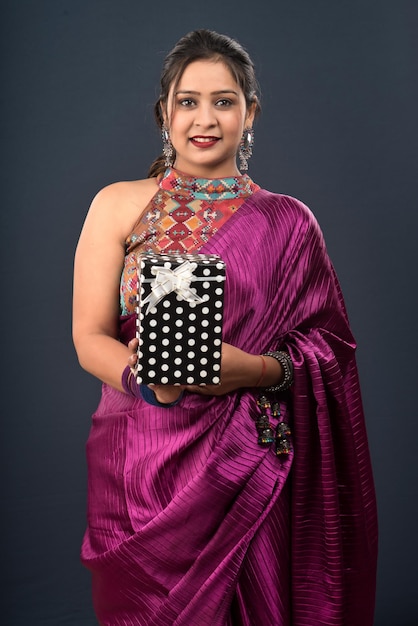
[172,60,240,92]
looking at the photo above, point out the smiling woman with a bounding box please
[73,29,377,626]
[164,60,255,178]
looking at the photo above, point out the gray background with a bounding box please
[1,1,417,624]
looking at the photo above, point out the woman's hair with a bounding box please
[147,29,260,178]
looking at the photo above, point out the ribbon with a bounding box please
[141,260,207,314]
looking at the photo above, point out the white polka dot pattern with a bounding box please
[135,253,226,385]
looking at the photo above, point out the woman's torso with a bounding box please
[119,167,260,315]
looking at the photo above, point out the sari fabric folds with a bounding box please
[81,189,378,625]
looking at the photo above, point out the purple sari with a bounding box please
[81,190,378,625]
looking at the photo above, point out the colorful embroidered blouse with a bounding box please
[120,168,260,315]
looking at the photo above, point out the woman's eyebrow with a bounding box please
[174,89,239,95]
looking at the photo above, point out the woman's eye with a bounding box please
[178,99,195,107]
[215,99,232,107]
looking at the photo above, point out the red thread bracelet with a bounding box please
[255,355,267,387]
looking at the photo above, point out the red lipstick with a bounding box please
[190,136,219,148]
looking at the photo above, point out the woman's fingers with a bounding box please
[185,384,222,396]
[128,337,139,350]
[150,384,185,403]
[127,337,139,366]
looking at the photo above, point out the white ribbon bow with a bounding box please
[141,260,205,314]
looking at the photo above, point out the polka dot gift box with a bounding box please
[135,252,226,385]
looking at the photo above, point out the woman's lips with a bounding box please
[190,136,220,148]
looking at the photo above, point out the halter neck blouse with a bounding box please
[120,168,260,314]
[158,167,257,200]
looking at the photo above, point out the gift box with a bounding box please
[135,252,226,386]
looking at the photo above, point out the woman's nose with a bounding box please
[194,104,216,127]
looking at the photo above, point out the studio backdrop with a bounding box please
[1,1,417,624]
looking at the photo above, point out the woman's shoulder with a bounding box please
[80,177,160,242]
[250,188,327,251]
[92,177,159,211]
[255,188,318,226]
[87,177,159,228]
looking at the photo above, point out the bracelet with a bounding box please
[140,384,184,407]
[261,351,294,392]
[121,365,184,407]
[121,365,142,398]
[254,355,267,387]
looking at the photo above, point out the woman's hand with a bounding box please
[127,337,140,369]
[127,337,184,404]
[126,339,282,401]
[185,342,274,396]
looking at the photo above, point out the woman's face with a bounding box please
[165,59,255,178]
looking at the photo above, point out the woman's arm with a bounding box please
[126,339,284,402]
[73,177,284,400]
[184,343,283,397]
[72,178,158,391]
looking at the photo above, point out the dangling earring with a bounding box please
[238,127,254,172]
[162,124,174,168]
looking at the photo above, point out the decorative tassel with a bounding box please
[275,422,292,456]
[255,395,275,446]
[255,394,292,456]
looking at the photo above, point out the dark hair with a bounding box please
[147,29,260,178]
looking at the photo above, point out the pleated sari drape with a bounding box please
[81,189,378,625]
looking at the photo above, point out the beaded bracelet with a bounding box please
[261,351,294,392]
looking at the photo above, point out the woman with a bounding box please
[73,29,377,626]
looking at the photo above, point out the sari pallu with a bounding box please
[81,190,378,625]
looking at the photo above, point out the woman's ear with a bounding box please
[245,99,258,128]
[160,100,169,128]
[245,102,257,128]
